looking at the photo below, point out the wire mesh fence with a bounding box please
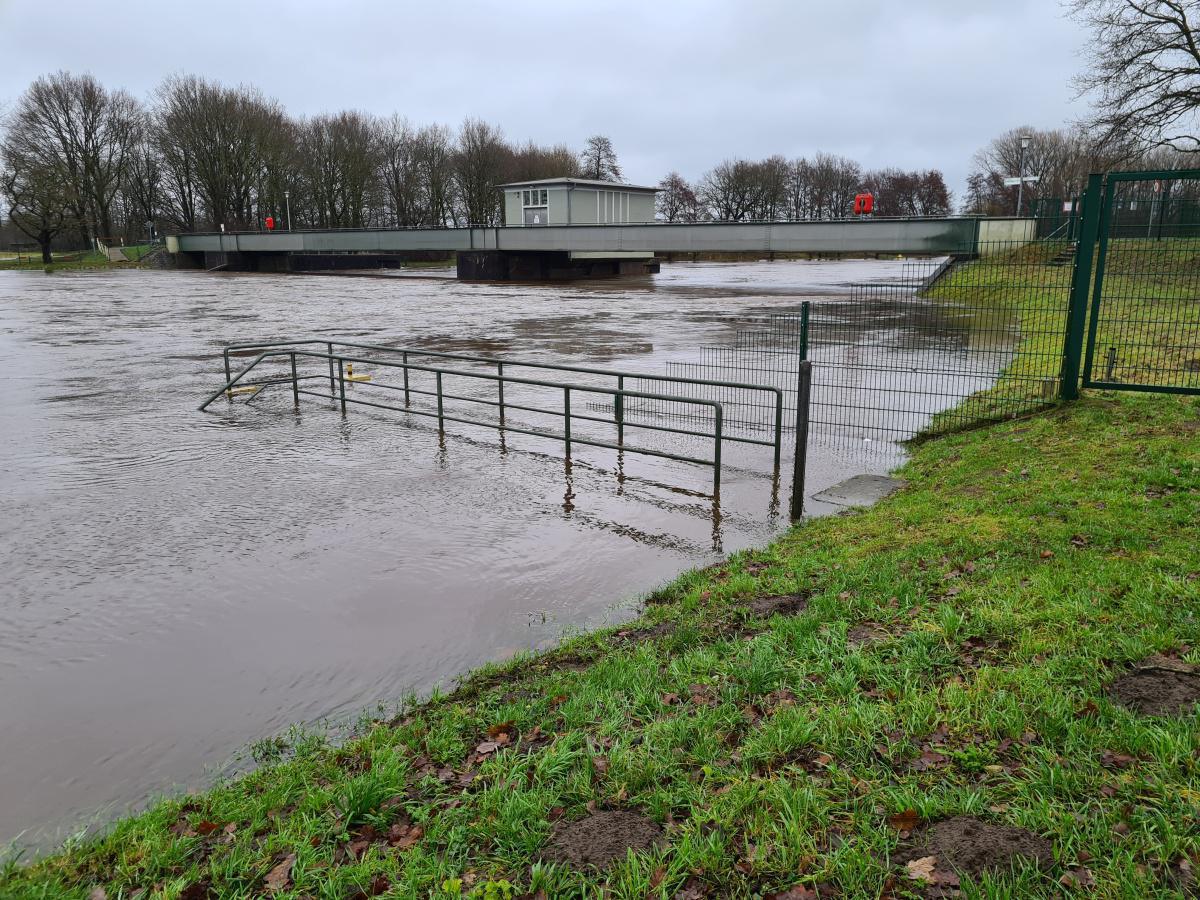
[643,229,1077,448]
[1082,172,1200,394]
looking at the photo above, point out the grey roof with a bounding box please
[498,177,659,192]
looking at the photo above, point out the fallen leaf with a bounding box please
[263,853,295,892]
[905,855,938,883]
[662,692,681,705]
[1101,750,1136,769]
[1075,700,1099,718]
[88,890,107,900]
[887,809,920,833]
[195,820,220,836]
[487,722,516,743]
[1060,867,1096,888]
[592,756,610,775]
[474,740,500,755]
[767,885,817,899]
[1040,550,1055,559]
[674,876,708,899]
[391,823,423,851]
[649,866,667,889]
[179,884,212,900]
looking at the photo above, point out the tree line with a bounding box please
[656,155,952,223]
[0,72,621,261]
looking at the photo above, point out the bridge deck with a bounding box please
[171,218,983,257]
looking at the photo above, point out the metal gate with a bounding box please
[1075,169,1200,395]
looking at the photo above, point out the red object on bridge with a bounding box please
[265,216,275,231]
[853,193,874,216]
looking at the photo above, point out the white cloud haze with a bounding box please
[0,0,1091,197]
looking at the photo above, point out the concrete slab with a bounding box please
[810,474,905,508]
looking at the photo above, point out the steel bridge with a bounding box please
[168,217,988,279]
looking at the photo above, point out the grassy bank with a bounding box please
[0,247,156,272]
[4,389,1198,898]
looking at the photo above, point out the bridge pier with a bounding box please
[455,250,659,281]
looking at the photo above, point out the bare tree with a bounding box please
[861,168,953,216]
[298,111,381,228]
[3,71,143,244]
[122,128,163,240]
[579,135,622,181]
[656,171,698,222]
[1071,0,1200,152]
[151,76,291,230]
[418,124,456,226]
[698,159,763,221]
[1,158,70,263]
[508,140,580,182]
[454,118,510,225]
[963,126,1121,214]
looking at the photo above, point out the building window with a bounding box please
[520,188,548,208]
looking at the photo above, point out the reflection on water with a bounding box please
[1,260,926,849]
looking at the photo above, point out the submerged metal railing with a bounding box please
[201,346,786,496]
[219,338,783,447]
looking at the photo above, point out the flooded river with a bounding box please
[0,260,924,848]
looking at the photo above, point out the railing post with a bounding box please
[772,390,782,471]
[290,352,299,406]
[326,341,336,397]
[616,375,625,446]
[224,350,233,400]
[497,361,506,423]
[712,403,723,497]
[436,371,444,431]
[563,387,572,456]
[789,360,812,521]
[799,301,810,359]
[402,351,410,406]
[337,357,346,411]
[1059,172,1104,400]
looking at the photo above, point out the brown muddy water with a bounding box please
[1,260,948,849]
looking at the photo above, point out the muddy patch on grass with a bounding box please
[742,594,809,619]
[895,815,1054,883]
[1108,654,1200,716]
[847,622,906,648]
[612,622,675,645]
[540,809,662,869]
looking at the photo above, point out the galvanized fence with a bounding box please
[1079,170,1200,395]
[651,232,1076,446]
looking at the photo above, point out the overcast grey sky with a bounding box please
[0,0,1090,199]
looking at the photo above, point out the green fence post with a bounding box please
[1058,172,1104,401]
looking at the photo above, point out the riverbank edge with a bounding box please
[4,387,1199,898]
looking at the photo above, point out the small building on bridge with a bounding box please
[500,178,659,226]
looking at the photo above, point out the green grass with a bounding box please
[0,249,151,272]
[3,390,1198,898]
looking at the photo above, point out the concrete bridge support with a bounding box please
[455,250,659,281]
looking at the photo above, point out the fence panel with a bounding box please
[1082,170,1200,395]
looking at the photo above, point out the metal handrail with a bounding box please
[201,348,730,495]
[218,338,784,467]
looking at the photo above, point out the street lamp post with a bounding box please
[284,190,292,231]
[1016,135,1031,217]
